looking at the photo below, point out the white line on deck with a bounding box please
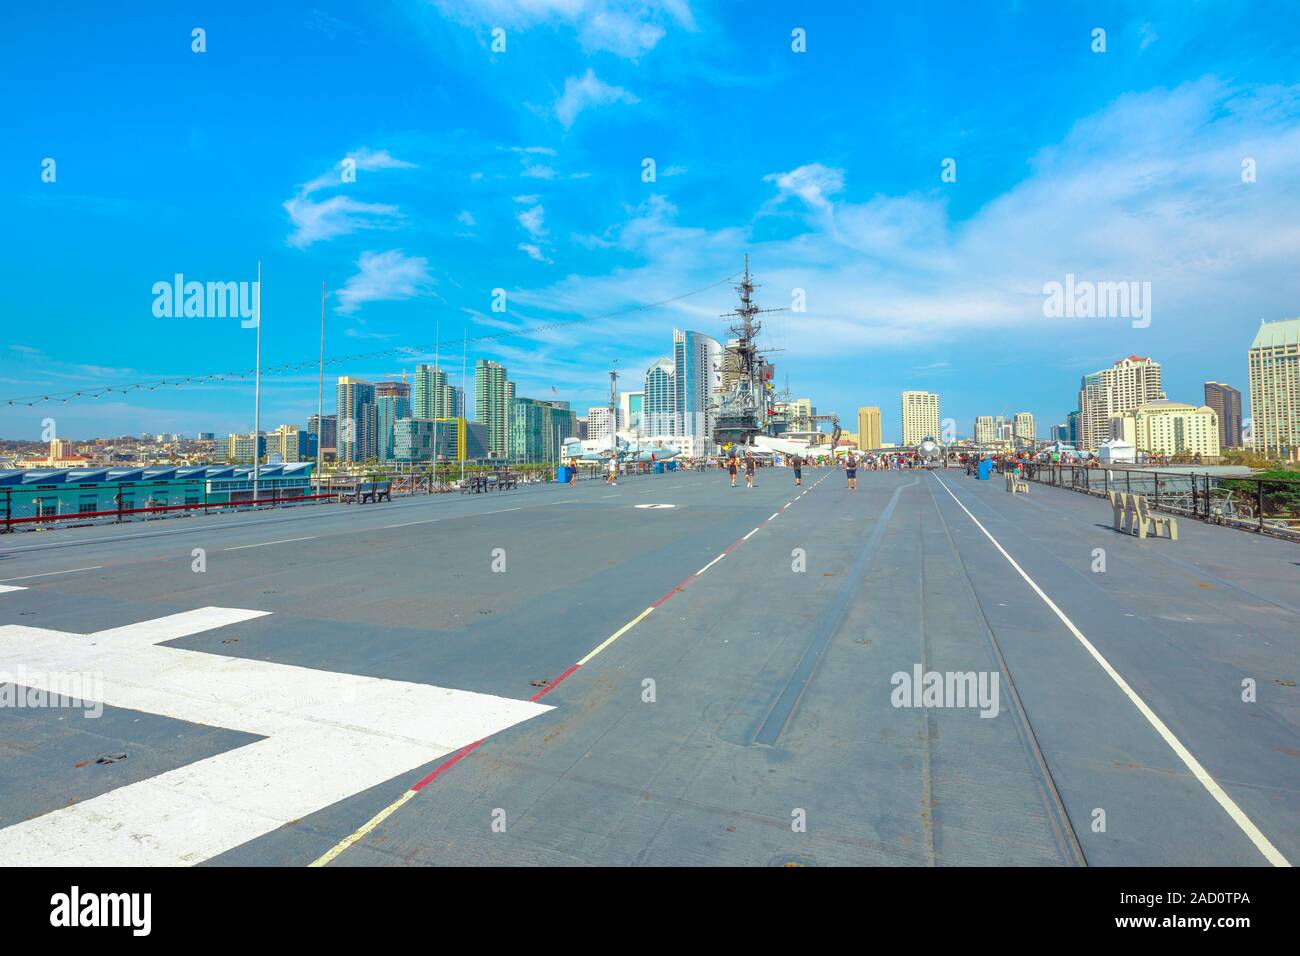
[223,536,316,551]
[0,565,102,583]
[742,528,759,541]
[577,607,655,666]
[384,506,522,529]
[696,553,727,575]
[768,512,779,520]
[931,473,1290,868]
[0,606,549,866]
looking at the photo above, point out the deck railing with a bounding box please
[1014,463,1300,539]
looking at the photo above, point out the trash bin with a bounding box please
[977,460,993,481]
[653,462,665,474]
[557,466,571,483]
[666,461,677,471]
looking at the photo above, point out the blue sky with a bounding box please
[2,0,1299,442]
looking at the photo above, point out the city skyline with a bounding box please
[4,3,1299,443]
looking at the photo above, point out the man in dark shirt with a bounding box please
[791,454,803,486]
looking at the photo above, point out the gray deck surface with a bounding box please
[1,467,1296,866]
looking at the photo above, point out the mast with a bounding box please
[252,259,262,504]
[316,280,325,496]
[608,363,619,455]
[715,255,784,448]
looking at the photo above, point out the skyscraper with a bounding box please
[374,380,411,462]
[336,377,377,463]
[901,391,940,445]
[1203,381,1243,450]
[474,359,510,459]
[509,397,575,463]
[1109,400,1220,458]
[1077,356,1165,452]
[673,328,722,442]
[620,391,645,437]
[586,406,621,440]
[644,357,675,436]
[413,364,458,420]
[307,414,337,457]
[1247,318,1300,459]
[857,406,882,449]
[974,415,996,445]
[1013,412,1036,445]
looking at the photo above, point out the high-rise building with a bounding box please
[857,407,882,449]
[783,398,816,433]
[375,381,411,462]
[307,414,337,457]
[644,357,676,436]
[1013,412,1036,446]
[1077,356,1165,452]
[901,391,940,445]
[974,415,996,445]
[394,418,491,463]
[673,328,722,442]
[1109,400,1220,459]
[474,360,511,459]
[226,432,266,464]
[620,391,645,437]
[1066,410,1081,448]
[509,397,574,463]
[1248,319,1300,459]
[720,339,744,391]
[268,424,315,463]
[1203,382,1243,449]
[336,377,377,463]
[413,365,457,420]
[586,406,621,440]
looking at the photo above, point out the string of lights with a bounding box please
[2,273,740,408]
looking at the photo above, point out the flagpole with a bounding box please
[253,259,262,505]
[316,280,325,496]
[433,320,440,484]
[460,329,467,484]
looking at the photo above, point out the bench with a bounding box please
[1005,472,1029,494]
[1109,491,1178,540]
[459,473,518,494]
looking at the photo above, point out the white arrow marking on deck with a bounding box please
[0,607,551,866]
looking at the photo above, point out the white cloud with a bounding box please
[762,163,845,213]
[522,164,558,179]
[517,204,547,238]
[555,69,638,128]
[299,148,417,197]
[431,1,694,58]
[336,250,435,314]
[457,210,477,226]
[518,243,553,263]
[283,147,416,247]
[503,79,1300,365]
[284,195,403,249]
